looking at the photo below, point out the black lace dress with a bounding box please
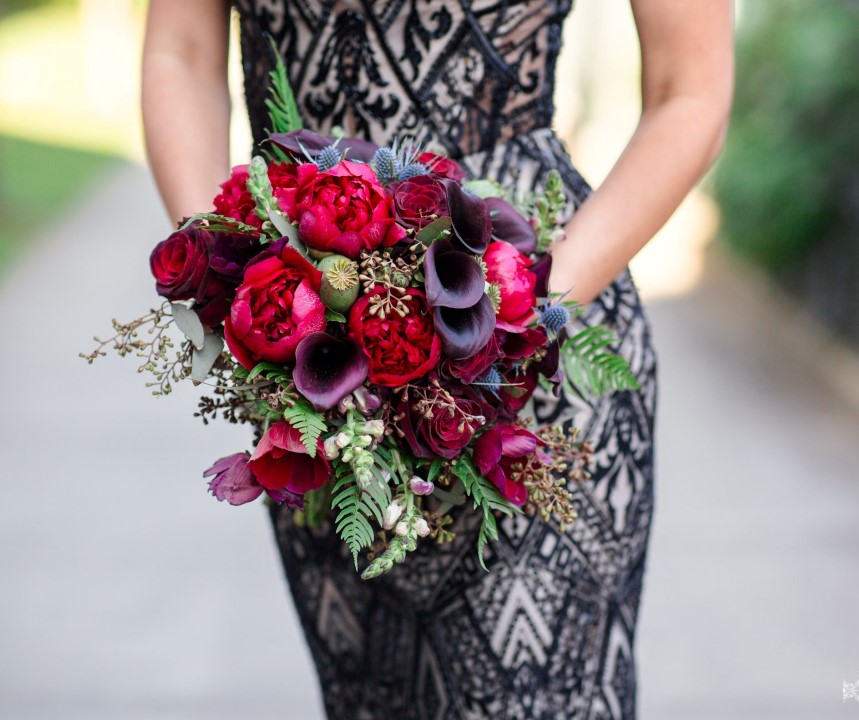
[233,1,658,717]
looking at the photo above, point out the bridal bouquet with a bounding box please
[83,58,637,578]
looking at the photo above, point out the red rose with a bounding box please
[390,175,449,229]
[213,163,299,229]
[349,287,442,387]
[444,333,501,384]
[484,240,538,326]
[224,242,326,369]
[398,384,487,459]
[150,224,210,301]
[276,161,406,258]
[249,421,330,495]
[473,425,548,506]
[419,151,466,182]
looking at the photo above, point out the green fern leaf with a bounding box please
[265,38,302,136]
[331,471,382,569]
[562,324,640,396]
[282,401,327,456]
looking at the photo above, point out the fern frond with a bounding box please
[331,470,384,569]
[265,38,302,137]
[282,400,327,456]
[562,325,640,396]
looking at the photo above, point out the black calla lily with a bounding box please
[423,238,486,310]
[433,295,496,360]
[294,333,369,411]
[442,180,492,254]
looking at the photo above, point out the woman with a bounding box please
[142,1,733,717]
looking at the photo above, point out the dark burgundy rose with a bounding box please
[193,271,234,327]
[390,175,449,229]
[207,230,260,282]
[150,223,210,301]
[423,237,486,310]
[445,333,501,384]
[418,151,466,182]
[249,420,331,495]
[293,333,369,411]
[441,180,492,254]
[473,425,548,506]
[398,384,487,459]
[268,129,379,163]
[486,196,537,253]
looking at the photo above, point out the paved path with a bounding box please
[1,163,858,719]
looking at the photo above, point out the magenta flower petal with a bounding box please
[433,295,496,360]
[486,197,537,253]
[499,428,538,457]
[203,452,264,506]
[473,428,503,476]
[423,238,486,310]
[264,487,305,509]
[442,180,492,254]
[294,332,369,411]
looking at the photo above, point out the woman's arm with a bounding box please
[142,0,232,224]
[548,0,735,304]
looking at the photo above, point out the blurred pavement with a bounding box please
[1,163,858,719]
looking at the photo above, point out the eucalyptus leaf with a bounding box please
[462,179,504,199]
[325,308,347,323]
[415,216,452,246]
[269,210,297,240]
[170,302,205,350]
[191,334,224,384]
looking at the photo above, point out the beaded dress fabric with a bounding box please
[233,1,658,717]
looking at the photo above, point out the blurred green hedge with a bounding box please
[712,0,859,342]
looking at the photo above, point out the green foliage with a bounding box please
[331,465,389,569]
[452,454,516,571]
[711,0,859,271]
[178,213,260,236]
[247,361,291,384]
[282,400,327,457]
[561,325,639,396]
[533,169,567,252]
[265,39,303,137]
[360,501,420,580]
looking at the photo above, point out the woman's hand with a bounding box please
[548,0,735,305]
[142,0,232,224]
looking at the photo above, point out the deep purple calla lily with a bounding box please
[423,238,486,310]
[433,295,496,360]
[268,129,379,163]
[486,197,537,253]
[204,452,264,506]
[294,332,369,411]
[531,253,553,298]
[442,180,492,254]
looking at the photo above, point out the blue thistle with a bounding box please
[539,303,570,333]
[372,147,403,184]
[478,366,502,394]
[399,162,428,180]
[316,145,341,172]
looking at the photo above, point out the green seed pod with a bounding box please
[317,254,360,313]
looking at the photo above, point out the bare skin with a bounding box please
[142,0,734,302]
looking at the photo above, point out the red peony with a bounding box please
[349,287,442,387]
[419,151,466,182]
[444,333,501,384]
[224,242,326,369]
[249,421,330,495]
[484,240,538,326]
[390,175,449,229]
[276,161,406,258]
[472,425,547,506]
[213,162,299,229]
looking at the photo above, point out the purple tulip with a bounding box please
[423,238,486,310]
[293,332,369,411]
[204,452,264,506]
[433,295,496,360]
[486,197,537,253]
[268,129,379,163]
[442,180,492,254]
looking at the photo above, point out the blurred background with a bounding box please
[1,1,858,718]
